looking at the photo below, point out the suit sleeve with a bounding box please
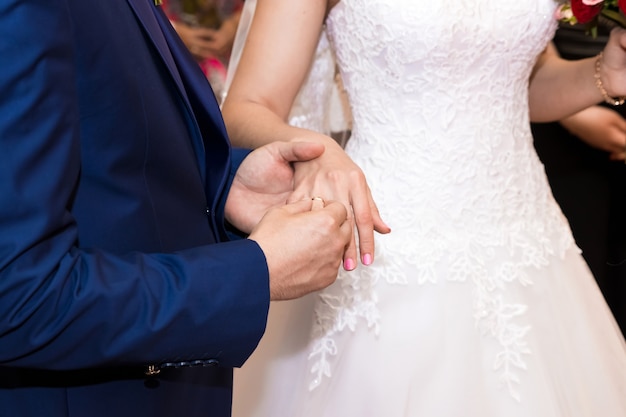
[0,0,269,371]
[218,147,254,240]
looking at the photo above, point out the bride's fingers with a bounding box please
[351,182,391,265]
[311,196,325,210]
[342,216,358,271]
[351,199,374,266]
[315,192,359,270]
[370,195,391,235]
[308,185,358,270]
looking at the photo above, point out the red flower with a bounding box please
[619,0,626,14]
[570,0,603,23]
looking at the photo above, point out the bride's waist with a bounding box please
[366,168,566,238]
[375,190,562,226]
[352,152,548,195]
[347,127,534,158]
[374,200,573,257]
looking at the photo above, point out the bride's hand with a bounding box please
[289,134,391,271]
[598,27,626,98]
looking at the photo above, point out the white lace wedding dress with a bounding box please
[232,0,626,415]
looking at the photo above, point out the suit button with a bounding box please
[205,359,219,367]
[145,364,161,376]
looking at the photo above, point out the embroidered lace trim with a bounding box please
[306,0,568,401]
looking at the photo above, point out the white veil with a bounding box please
[221,0,352,145]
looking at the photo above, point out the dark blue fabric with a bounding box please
[0,0,269,415]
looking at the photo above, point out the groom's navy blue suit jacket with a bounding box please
[0,1,269,416]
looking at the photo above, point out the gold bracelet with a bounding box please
[594,52,626,106]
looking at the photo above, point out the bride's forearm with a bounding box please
[529,50,602,123]
[222,100,332,149]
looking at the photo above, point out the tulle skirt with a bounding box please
[233,246,626,417]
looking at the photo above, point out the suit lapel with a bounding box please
[125,0,209,187]
[151,3,232,211]
[126,0,186,97]
[125,0,232,226]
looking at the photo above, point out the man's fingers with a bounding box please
[350,184,391,266]
[277,141,325,164]
[370,199,391,234]
[321,200,349,226]
[281,198,315,214]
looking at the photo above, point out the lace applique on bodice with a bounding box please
[308,0,573,400]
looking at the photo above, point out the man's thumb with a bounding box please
[279,141,325,163]
[281,198,316,214]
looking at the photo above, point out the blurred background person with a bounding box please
[163,0,243,99]
[222,0,352,146]
[532,22,626,335]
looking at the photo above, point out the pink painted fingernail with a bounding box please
[362,253,372,266]
[344,258,355,271]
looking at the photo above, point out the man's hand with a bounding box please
[225,140,325,234]
[248,198,352,300]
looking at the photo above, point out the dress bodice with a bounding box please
[305,0,576,396]
[232,3,626,413]
[324,0,572,278]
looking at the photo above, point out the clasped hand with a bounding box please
[287,135,391,271]
[225,137,390,299]
[225,140,353,300]
[599,27,626,98]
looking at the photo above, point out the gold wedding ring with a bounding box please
[311,196,325,210]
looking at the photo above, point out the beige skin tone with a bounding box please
[560,105,626,161]
[222,0,389,272]
[541,42,626,161]
[530,34,626,121]
[222,0,626,270]
[172,10,241,61]
[225,140,352,301]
